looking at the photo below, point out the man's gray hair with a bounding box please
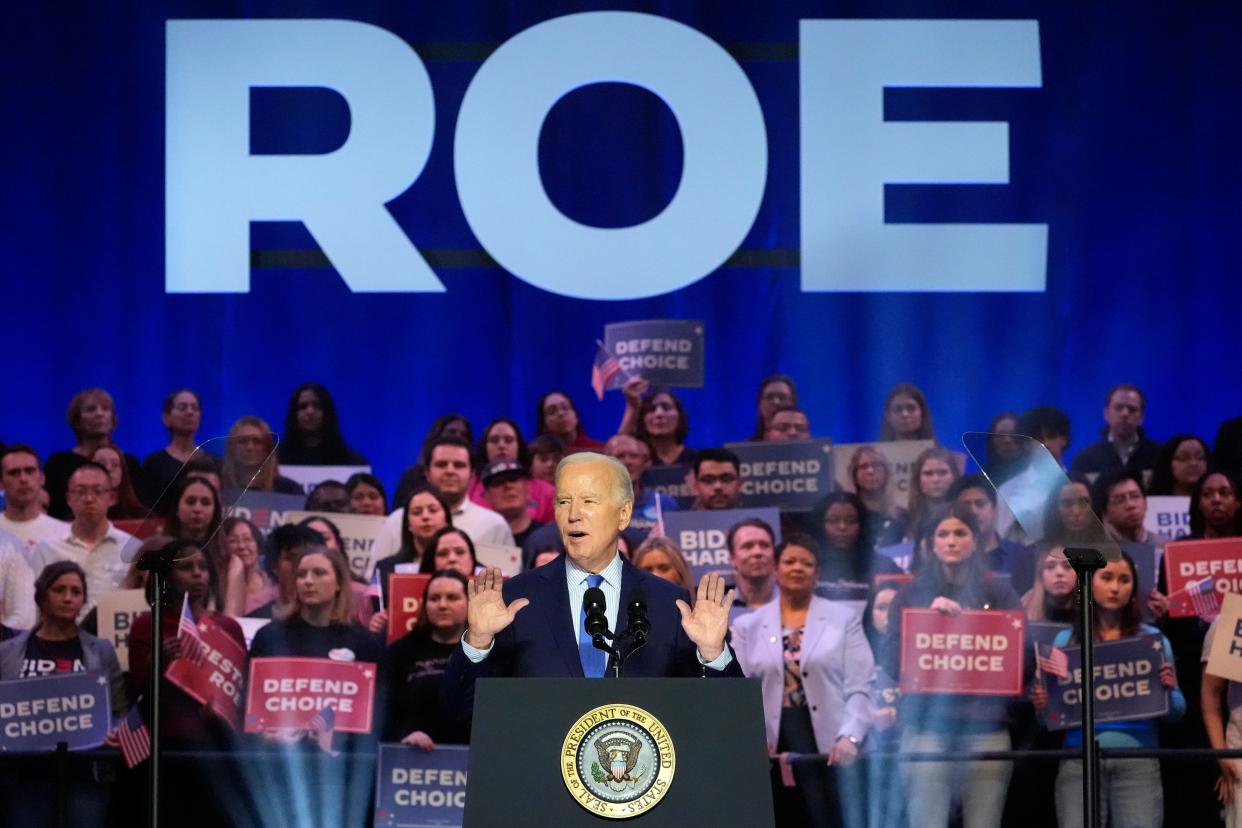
[554,452,634,505]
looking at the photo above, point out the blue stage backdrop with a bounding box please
[3,2,1240,490]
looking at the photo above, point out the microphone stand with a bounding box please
[136,543,178,828]
[1064,545,1107,828]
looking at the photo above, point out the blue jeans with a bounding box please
[1055,758,1163,828]
[899,728,1012,828]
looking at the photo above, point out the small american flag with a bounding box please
[1187,576,1222,619]
[649,492,666,539]
[591,342,623,401]
[178,593,207,665]
[1036,643,1070,680]
[113,707,151,768]
[306,705,339,756]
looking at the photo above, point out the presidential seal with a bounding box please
[561,703,676,819]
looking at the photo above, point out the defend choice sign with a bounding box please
[374,743,468,828]
[662,507,782,583]
[725,440,833,511]
[285,510,389,579]
[388,573,433,644]
[1040,634,1169,731]
[244,657,377,734]
[603,319,704,388]
[0,672,111,751]
[1163,538,1242,617]
[899,609,1025,695]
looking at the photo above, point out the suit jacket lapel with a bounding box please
[540,555,585,676]
[799,597,830,661]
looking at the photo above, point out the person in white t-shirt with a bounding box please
[1203,616,1242,827]
[0,445,69,562]
[30,462,134,619]
[0,529,35,629]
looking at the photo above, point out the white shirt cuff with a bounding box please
[697,648,733,671]
[461,636,494,663]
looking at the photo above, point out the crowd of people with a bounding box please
[1,378,1241,827]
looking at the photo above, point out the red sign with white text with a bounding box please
[899,609,1025,696]
[165,617,248,730]
[388,574,432,644]
[1163,538,1242,617]
[244,657,377,734]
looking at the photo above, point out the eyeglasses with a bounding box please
[1107,490,1144,506]
[68,487,109,499]
[698,474,738,486]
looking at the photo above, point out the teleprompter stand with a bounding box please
[1065,545,1108,828]
[464,678,773,826]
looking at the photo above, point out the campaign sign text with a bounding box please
[1145,496,1190,541]
[280,465,372,495]
[374,743,468,827]
[1205,593,1242,684]
[0,672,111,751]
[1040,634,1169,731]
[224,490,307,533]
[639,464,695,509]
[1163,538,1242,617]
[725,440,833,511]
[899,609,1025,695]
[97,589,149,672]
[603,319,705,388]
[165,616,248,729]
[244,658,376,733]
[388,574,433,644]
[831,441,936,510]
[662,507,782,582]
[286,510,388,579]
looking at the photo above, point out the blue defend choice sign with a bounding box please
[374,743,468,828]
[0,672,112,751]
[725,440,833,511]
[603,319,705,389]
[662,507,782,582]
[1040,633,1169,731]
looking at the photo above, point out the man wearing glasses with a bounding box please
[31,462,133,619]
[691,448,744,511]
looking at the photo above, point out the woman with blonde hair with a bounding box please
[632,536,693,591]
[220,415,302,495]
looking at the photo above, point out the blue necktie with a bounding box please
[578,574,606,678]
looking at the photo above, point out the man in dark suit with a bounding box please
[442,452,741,716]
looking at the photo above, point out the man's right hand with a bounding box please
[464,567,529,650]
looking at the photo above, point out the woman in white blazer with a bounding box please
[732,533,874,828]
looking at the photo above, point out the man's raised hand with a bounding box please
[464,567,529,650]
[675,572,735,662]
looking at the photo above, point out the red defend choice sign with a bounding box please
[899,609,1025,695]
[244,658,377,733]
[1163,538,1242,618]
[388,574,432,644]
[165,618,248,729]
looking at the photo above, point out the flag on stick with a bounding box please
[591,341,624,401]
[178,593,207,665]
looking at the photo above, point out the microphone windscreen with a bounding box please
[584,586,607,614]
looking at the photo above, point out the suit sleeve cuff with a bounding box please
[461,637,493,663]
[697,648,733,671]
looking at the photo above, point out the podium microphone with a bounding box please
[584,587,610,642]
[625,588,650,645]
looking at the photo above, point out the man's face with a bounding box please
[764,410,810,441]
[955,486,997,540]
[427,446,471,499]
[555,460,632,572]
[606,436,650,484]
[77,398,114,439]
[1104,390,1144,441]
[1,452,43,507]
[730,526,775,581]
[1105,478,1146,532]
[66,467,113,524]
[484,474,530,518]
[163,392,201,435]
[695,460,742,510]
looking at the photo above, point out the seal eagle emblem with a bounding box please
[561,703,676,818]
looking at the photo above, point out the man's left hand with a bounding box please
[676,573,735,662]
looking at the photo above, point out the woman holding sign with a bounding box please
[732,534,873,828]
[379,569,471,749]
[0,561,126,716]
[1032,552,1183,828]
[128,540,246,748]
[881,506,1023,828]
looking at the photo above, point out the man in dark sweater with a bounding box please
[1069,384,1160,489]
